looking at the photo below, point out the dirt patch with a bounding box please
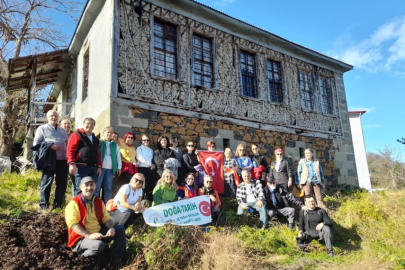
[0,213,114,270]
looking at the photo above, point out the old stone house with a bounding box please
[15,0,359,187]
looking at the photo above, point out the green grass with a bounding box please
[1,171,405,269]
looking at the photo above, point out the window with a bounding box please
[267,60,283,103]
[319,77,334,115]
[192,34,213,88]
[240,50,258,98]
[153,18,177,79]
[83,48,89,100]
[299,69,313,110]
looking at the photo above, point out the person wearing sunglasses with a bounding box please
[269,148,293,191]
[118,132,138,182]
[199,175,222,225]
[182,141,200,178]
[235,144,254,171]
[136,134,156,202]
[152,169,178,206]
[249,143,269,185]
[108,173,145,228]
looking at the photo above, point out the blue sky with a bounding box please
[57,0,405,154]
[197,0,405,154]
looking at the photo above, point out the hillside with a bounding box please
[0,171,404,270]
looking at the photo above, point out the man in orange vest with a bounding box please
[65,176,126,267]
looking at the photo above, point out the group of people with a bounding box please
[32,110,334,265]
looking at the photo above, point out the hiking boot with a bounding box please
[112,258,123,269]
[261,225,267,230]
[288,223,295,231]
[327,251,335,257]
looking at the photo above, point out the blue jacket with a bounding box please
[32,141,56,171]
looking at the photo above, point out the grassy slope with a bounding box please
[1,171,404,270]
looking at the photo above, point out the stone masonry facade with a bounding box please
[111,104,356,187]
[105,0,357,187]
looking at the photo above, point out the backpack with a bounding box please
[106,184,131,212]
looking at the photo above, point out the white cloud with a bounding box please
[328,17,405,74]
[214,0,235,7]
[364,124,381,129]
[349,107,375,113]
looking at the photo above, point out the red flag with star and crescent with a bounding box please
[198,151,224,194]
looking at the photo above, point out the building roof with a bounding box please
[189,0,352,70]
[349,111,367,115]
[4,49,71,93]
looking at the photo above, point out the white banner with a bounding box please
[142,196,212,227]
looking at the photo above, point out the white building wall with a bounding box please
[349,113,372,190]
[74,0,115,134]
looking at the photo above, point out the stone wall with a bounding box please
[117,0,343,136]
[111,0,358,187]
[111,103,358,187]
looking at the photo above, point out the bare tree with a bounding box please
[367,147,405,189]
[0,0,81,157]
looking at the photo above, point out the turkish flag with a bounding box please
[198,151,224,194]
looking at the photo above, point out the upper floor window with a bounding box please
[192,34,213,88]
[83,48,89,101]
[299,69,313,110]
[266,60,283,103]
[320,77,334,115]
[240,50,258,98]
[153,18,177,79]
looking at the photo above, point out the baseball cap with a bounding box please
[80,176,95,185]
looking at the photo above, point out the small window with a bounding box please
[192,34,213,88]
[299,69,313,110]
[153,18,177,79]
[320,77,334,115]
[223,138,230,149]
[267,60,283,103]
[240,50,258,98]
[83,48,89,101]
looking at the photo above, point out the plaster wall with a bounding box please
[349,114,372,190]
[73,0,115,135]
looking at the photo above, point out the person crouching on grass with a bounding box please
[236,169,268,229]
[65,176,126,268]
[199,175,222,225]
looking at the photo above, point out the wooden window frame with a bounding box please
[192,33,214,88]
[266,59,283,103]
[319,76,335,115]
[82,48,89,101]
[298,69,314,111]
[240,50,258,98]
[152,18,177,80]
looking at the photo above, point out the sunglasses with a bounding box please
[276,153,283,155]
[187,144,194,147]
[135,179,144,184]
[127,137,134,139]
[142,139,150,142]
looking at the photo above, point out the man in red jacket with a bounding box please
[65,176,126,267]
[67,117,102,196]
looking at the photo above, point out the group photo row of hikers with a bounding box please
[33,110,335,267]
